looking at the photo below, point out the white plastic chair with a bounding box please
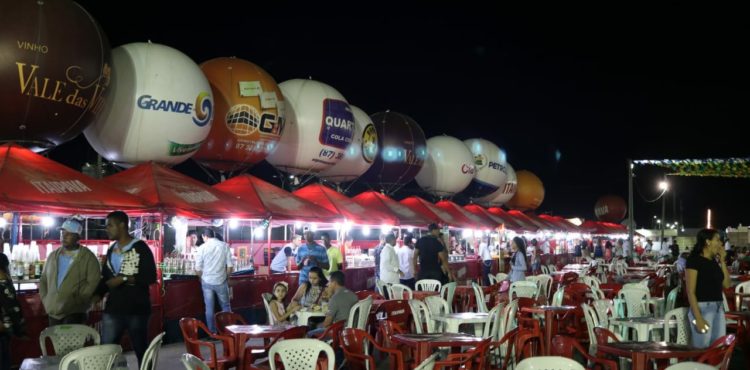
[39,324,101,356]
[540,265,550,275]
[482,303,503,340]
[663,307,689,345]
[347,296,373,330]
[472,282,489,313]
[665,286,680,313]
[262,292,278,325]
[415,279,442,292]
[547,264,557,272]
[516,356,584,370]
[414,353,439,370]
[527,274,553,302]
[617,286,651,318]
[140,332,165,370]
[551,287,564,306]
[664,362,716,370]
[496,272,508,282]
[510,280,539,300]
[181,353,210,370]
[387,283,413,300]
[488,274,499,285]
[736,281,750,311]
[408,299,435,333]
[269,338,335,370]
[440,282,457,312]
[424,296,450,331]
[375,279,388,297]
[59,344,122,370]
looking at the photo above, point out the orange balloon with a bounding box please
[506,170,545,211]
[595,195,627,222]
[193,57,285,172]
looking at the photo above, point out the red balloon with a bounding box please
[506,170,545,211]
[594,195,627,222]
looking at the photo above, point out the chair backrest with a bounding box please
[181,353,210,370]
[269,338,335,370]
[408,299,434,333]
[483,303,504,340]
[499,299,519,337]
[215,311,247,336]
[663,307,689,345]
[141,332,166,370]
[355,290,385,300]
[665,362,717,370]
[697,334,736,370]
[39,324,101,356]
[547,264,557,272]
[528,274,553,301]
[375,279,388,296]
[515,356,584,370]
[589,286,606,300]
[377,320,406,349]
[540,265,550,275]
[179,317,213,361]
[579,275,600,289]
[440,282,457,312]
[472,282,489,313]
[387,283,413,300]
[340,328,376,370]
[736,281,750,310]
[496,272,509,282]
[581,304,601,354]
[415,279,442,292]
[590,299,614,328]
[551,287,564,306]
[347,296,373,330]
[617,286,650,318]
[373,300,411,330]
[59,344,122,370]
[424,296,450,331]
[262,292,277,325]
[510,280,539,300]
[665,286,680,313]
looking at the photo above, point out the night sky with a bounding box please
[48,2,750,229]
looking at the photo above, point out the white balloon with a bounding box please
[462,138,508,198]
[476,163,517,205]
[415,135,475,197]
[266,79,355,175]
[317,105,378,183]
[84,42,213,166]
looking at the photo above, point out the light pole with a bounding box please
[659,179,669,249]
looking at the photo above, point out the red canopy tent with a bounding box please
[538,214,583,233]
[435,200,496,229]
[400,196,472,228]
[487,207,539,232]
[580,220,628,235]
[503,210,546,232]
[351,190,431,227]
[293,184,397,225]
[463,204,527,232]
[0,143,148,214]
[213,174,336,223]
[104,162,263,220]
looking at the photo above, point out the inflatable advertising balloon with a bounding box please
[84,42,213,166]
[415,135,475,198]
[0,0,111,151]
[506,170,545,211]
[361,111,427,193]
[192,57,285,173]
[265,79,354,175]
[317,105,378,183]
[595,195,627,222]
[462,138,508,198]
[477,163,517,205]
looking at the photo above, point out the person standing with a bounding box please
[295,231,329,285]
[98,211,157,367]
[397,234,416,289]
[509,237,527,283]
[686,228,731,348]
[373,234,386,281]
[270,246,292,274]
[40,217,101,326]
[478,239,493,286]
[0,253,25,370]
[414,224,455,284]
[379,234,402,285]
[322,233,342,278]
[195,228,234,333]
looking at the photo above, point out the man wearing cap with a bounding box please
[414,223,455,284]
[39,217,101,326]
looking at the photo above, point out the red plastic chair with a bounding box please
[561,272,580,286]
[179,317,237,370]
[377,320,412,367]
[550,335,618,370]
[315,320,346,350]
[427,338,490,370]
[697,334,736,370]
[355,290,385,300]
[514,317,545,361]
[486,327,518,370]
[214,311,247,336]
[341,328,405,370]
[373,300,412,332]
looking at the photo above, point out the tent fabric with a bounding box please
[213,175,337,223]
[351,191,431,227]
[399,196,472,228]
[435,200,496,229]
[463,204,527,232]
[104,162,262,219]
[487,207,538,232]
[580,220,628,235]
[293,184,397,225]
[0,143,148,214]
[537,214,584,233]
[503,210,546,232]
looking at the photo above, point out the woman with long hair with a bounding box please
[686,228,731,348]
[290,266,328,309]
[509,237,527,282]
[0,253,26,370]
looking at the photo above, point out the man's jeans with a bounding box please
[202,281,231,333]
[482,260,493,286]
[688,301,726,348]
[101,313,150,367]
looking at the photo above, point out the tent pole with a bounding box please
[627,159,635,259]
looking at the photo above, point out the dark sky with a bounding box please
[49,2,750,229]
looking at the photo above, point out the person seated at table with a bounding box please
[290,266,328,310]
[268,282,298,324]
[308,271,356,337]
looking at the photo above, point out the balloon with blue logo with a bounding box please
[415,135,476,198]
[462,138,509,198]
[317,105,378,184]
[476,162,517,206]
[266,79,354,175]
[84,42,213,166]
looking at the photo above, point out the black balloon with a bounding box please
[361,111,427,193]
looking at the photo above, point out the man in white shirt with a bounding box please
[196,228,234,333]
[379,234,402,285]
[478,240,493,286]
[270,246,292,273]
[725,239,732,251]
[397,234,416,289]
